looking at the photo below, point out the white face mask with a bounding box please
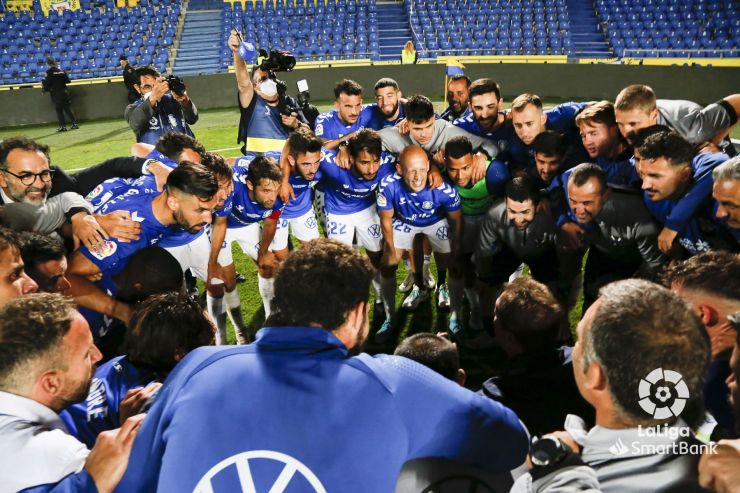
[260,79,278,98]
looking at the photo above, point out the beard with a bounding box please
[174,208,205,234]
[6,181,49,205]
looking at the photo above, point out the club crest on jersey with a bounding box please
[88,184,104,199]
[436,226,449,240]
[315,123,324,135]
[92,241,117,260]
[376,193,387,207]
[422,201,433,209]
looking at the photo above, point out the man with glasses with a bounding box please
[0,137,55,206]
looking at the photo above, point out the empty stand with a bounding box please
[0,0,178,85]
[596,0,740,58]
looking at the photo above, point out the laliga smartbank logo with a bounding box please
[637,368,690,419]
[607,368,717,457]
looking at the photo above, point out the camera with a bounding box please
[164,75,186,96]
[258,49,296,73]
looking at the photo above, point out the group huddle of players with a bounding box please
[66,75,739,353]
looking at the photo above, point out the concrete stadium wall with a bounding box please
[1,63,738,127]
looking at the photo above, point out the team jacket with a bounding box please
[114,327,528,493]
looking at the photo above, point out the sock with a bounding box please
[403,258,411,270]
[224,289,248,344]
[206,294,228,345]
[464,287,480,311]
[258,275,275,318]
[449,276,464,318]
[423,255,432,263]
[372,272,382,302]
[380,274,397,320]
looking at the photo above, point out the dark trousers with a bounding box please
[54,97,76,127]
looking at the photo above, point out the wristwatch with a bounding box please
[530,436,573,468]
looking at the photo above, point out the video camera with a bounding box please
[256,49,312,118]
[164,75,186,96]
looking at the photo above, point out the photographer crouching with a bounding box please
[124,66,198,145]
[228,30,317,157]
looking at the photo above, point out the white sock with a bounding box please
[449,276,464,319]
[372,272,382,301]
[224,289,248,344]
[380,274,397,320]
[206,294,228,345]
[258,275,275,318]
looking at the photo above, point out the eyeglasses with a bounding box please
[0,168,55,186]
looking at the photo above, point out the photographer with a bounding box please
[228,30,310,157]
[124,66,198,145]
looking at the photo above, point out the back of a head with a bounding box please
[405,95,435,123]
[0,293,73,393]
[662,251,740,302]
[637,129,694,166]
[615,84,657,112]
[287,127,323,157]
[468,78,501,101]
[394,333,460,382]
[166,161,219,201]
[496,277,565,353]
[115,247,183,303]
[334,79,363,99]
[201,152,233,182]
[154,132,205,162]
[511,93,543,113]
[271,239,373,331]
[123,292,214,374]
[584,279,709,426]
[532,130,567,159]
[348,129,382,158]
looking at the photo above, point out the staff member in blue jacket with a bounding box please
[116,238,529,493]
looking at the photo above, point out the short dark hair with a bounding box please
[532,130,567,159]
[374,77,399,91]
[448,74,471,87]
[631,124,673,149]
[348,129,382,159]
[0,137,50,170]
[405,94,435,123]
[247,155,282,186]
[394,333,460,381]
[496,277,565,353]
[468,78,501,101]
[0,228,20,256]
[505,176,540,204]
[271,239,374,331]
[662,251,740,301]
[637,130,694,167]
[154,132,205,163]
[334,79,363,99]
[201,152,233,182]
[113,247,184,303]
[18,232,66,268]
[445,136,473,159]
[135,65,161,83]
[583,279,709,425]
[575,100,617,128]
[0,293,75,389]
[166,161,219,201]
[511,93,543,113]
[615,84,657,112]
[287,127,323,158]
[569,163,607,194]
[123,292,214,374]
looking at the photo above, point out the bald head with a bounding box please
[398,145,430,192]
